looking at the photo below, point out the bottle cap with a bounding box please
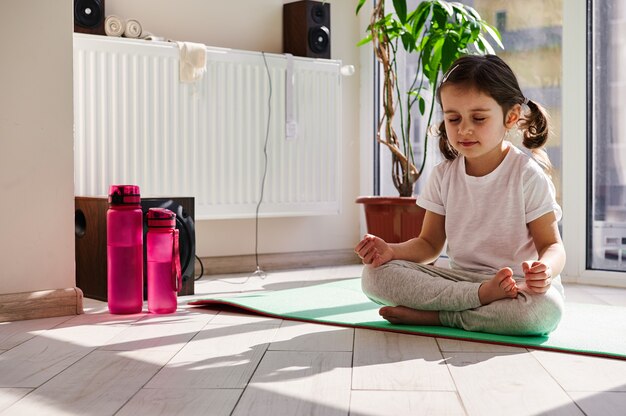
[108,185,141,205]
[147,208,176,228]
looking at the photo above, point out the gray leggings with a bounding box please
[361,260,565,336]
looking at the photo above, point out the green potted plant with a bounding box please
[355,0,503,242]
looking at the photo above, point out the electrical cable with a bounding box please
[250,51,272,279]
[195,254,256,285]
[194,254,204,280]
[199,52,272,287]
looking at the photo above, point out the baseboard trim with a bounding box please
[197,249,361,276]
[0,287,84,323]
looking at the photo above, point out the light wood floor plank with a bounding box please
[353,329,455,391]
[561,285,607,304]
[269,321,353,352]
[580,286,626,307]
[349,390,466,416]
[2,350,172,416]
[0,388,31,413]
[0,337,92,388]
[436,338,527,353]
[0,316,71,350]
[532,350,626,391]
[569,391,626,416]
[146,323,279,389]
[202,309,283,326]
[445,352,584,416]
[100,310,216,352]
[233,351,352,416]
[0,312,142,387]
[116,388,242,416]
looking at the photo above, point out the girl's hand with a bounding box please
[354,234,393,267]
[521,260,552,294]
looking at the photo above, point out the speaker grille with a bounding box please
[74,0,103,28]
[308,26,329,54]
[74,0,105,35]
[310,3,327,24]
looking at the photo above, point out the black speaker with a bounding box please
[141,198,195,297]
[75,196,196,301]
[75,197,108,301]
[74,0,105,35]
[283,0,331,59]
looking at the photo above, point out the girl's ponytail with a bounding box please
[437,120,459,161]
[519,99,553,174]
[519,99,549,149]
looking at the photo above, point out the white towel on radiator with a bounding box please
[124,18,143,38]
[176,42,207,83]
[104,15,124,37]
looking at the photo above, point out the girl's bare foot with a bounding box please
[478,267,518,305]
[379,306,441,326]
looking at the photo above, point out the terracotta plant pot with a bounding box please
[356,196,426,243]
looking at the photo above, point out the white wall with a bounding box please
[0,0,75,294]
[107,0,363,257]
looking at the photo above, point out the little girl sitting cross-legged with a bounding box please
[355,54,566,336]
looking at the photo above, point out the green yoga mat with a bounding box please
[189,277,626,360]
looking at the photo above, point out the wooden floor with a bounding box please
[1,264,626,415]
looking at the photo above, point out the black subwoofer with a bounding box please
[74,0,105,35]
[141,198,195,297]
[283,0,331,59]
[75,196,195,301]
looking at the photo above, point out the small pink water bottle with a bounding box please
[107,185,144,314]
[146,208,182,314]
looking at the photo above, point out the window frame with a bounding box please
[561,0,626,286]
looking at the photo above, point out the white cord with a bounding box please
[250,51,272,280]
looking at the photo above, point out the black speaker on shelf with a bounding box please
[74,0,106,35]
[283,0,331,59]
[75,196,196,301]
[141,198,195,298]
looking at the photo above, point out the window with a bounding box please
[467,0,563,206]
[588,0,626,272]
[495,10,507,33]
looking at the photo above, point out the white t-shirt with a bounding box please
[416,143,562,277]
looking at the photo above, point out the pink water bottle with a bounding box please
[107,185,143,314]
[146,208,182,314]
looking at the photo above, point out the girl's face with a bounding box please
[440,84,519,176]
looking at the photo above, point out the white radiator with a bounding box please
[73,34,342,219]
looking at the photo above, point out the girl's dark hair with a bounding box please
[435,55,552,172]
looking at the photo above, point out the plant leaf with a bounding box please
[401,32,415,52]
[481,22,504,49]
[427,36,445,85]
[393,0,408,24]
[432,3,448,29]
[463,4,482,21]
[418,96,426,115]
[436,0,453,16]
[441,34,459,73]
[356,0,367,15]
[356,34,373,47]
[412,1,432,40]
[477,34,495,55]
